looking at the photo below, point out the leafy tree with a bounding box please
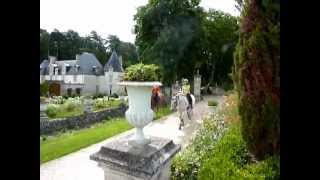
[106,35,139,68]
[49,29,66,59]
[106,35,121,53]
[40,81,49,96]
[233,0,280,160]
[40,29,50,62]
[134,0,205,85]
[200,9,238,90]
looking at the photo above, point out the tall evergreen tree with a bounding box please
[233,0,280,160]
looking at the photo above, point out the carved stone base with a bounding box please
[90,133,181,180]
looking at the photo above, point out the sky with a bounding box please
[40,0,239,43]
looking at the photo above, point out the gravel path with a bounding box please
[40,95,224,180]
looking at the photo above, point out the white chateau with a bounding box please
[40,51,125,96]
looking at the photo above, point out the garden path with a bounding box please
[40,95,224,180]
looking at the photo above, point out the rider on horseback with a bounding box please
[182,79,193,109]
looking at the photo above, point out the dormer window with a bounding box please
[65,64,71,73]
[75,65,80,72]
[92,66,97,73]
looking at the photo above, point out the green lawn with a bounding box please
[40,118,132,164]
[154,105,172,120]
[40,106,173,164]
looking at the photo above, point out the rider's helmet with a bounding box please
[183,79,189,85]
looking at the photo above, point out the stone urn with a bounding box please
[118,81,162,146]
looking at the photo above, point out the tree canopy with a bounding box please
[134,0,238,86]
[40,29,138,68]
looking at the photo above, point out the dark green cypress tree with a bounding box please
[233,0,280,160]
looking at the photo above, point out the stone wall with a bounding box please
[40,103,128,135]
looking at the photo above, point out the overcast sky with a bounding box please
[40,0,239,43]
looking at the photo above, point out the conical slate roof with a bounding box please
[104,51,123,72]
[40,59,49,75]
[76,52,104,75]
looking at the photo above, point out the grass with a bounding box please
[40,105,173,164]
[154,105,172,120]
[51,109,83,119]
[40,118,132,164]
[92,99,123,112]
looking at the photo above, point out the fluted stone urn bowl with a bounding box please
[118,81,162,146]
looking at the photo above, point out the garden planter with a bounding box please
[118,81,162,146]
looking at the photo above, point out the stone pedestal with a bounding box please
[90,133,181,180]
[194,74,201,102]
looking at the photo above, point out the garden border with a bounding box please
[40,103,128,135]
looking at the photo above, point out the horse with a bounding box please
[171,92,195,130]
[151,90,165,111]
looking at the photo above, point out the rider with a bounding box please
[182,78,193,109]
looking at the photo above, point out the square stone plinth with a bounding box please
[90,133,181,180]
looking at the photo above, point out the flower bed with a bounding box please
[171,92,280,179]
[46,97,84,119]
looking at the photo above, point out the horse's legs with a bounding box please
[179,112,184,130]
[187,107,192,120]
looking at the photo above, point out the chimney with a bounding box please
[119,55,123,67]
[49,56,56,64]
[76,54,80,60]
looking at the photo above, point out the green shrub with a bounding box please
[46,104,61,118]
[171,112,227,180]
[93,93,105,99]
[93,97,121,111]
[123,63,160,81]
[50,96,66,104]
[221,82,234,91]
[46,97,84,118]
[40,81,49,96]
[208,100,218,106]
[197,124,279,180]
[171,92,279,180]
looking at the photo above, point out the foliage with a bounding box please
[40,118,133,163]
[123,63,160,81]
[92,97,122,111]
[40,102,173,164]
[134,0,205,85]
[232,0,280,160]
[46,97,84,118]
[134,1,238,86]
[46,104,61,118]
[207,100,218,106]
[92,93,105,99]
[153,105,172,120]
[199,9,239,88]
[40,81,49,96]
[171,92,279,179]
[171,95,229,180]
[197,124,279,180]
[40,29,138,66]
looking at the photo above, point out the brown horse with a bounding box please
[151,87,165,111]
